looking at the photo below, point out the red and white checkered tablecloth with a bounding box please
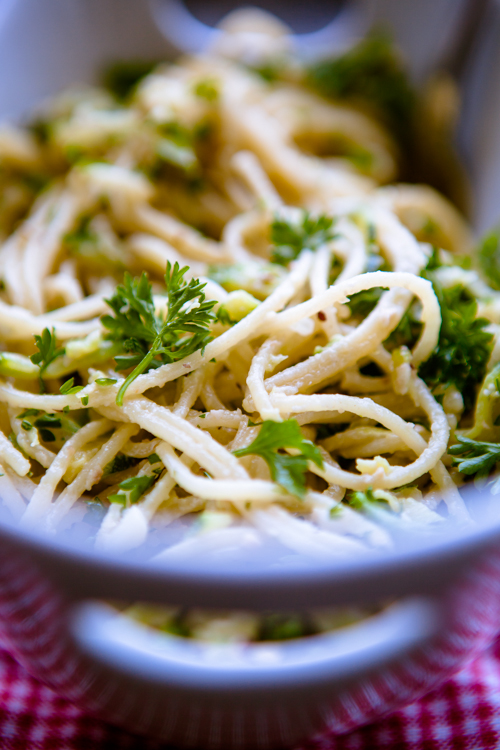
[0,638,499,750]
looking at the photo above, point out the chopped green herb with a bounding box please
[449,436,500,480]
[102,60,158,100]
[59,377,84,395]
[39,428,56,442]
[63,406,70,414]
[95,378,117,386]
[233,419,323,498]
[108,474,156,505]
[347,488,390,512]
[17,409,40,419]
[34,414,62,430]
[271,212,336,265]
[103,454,137,477]
[193,78,219,102]
[81,395,89,406]
[347,287,384,317]
[418,281,493,410]
[102,262,217,405]
[306,35,415,144]
[147,453,161,464]
[21,420,32,431]
[478,228,500,290]
[30,328,64,392]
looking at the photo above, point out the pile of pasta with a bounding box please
[0,16,496,560]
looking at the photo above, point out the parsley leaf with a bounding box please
[347,488,390,512]
[60,377,84,395]
[448,436,500,480]
[417,281,493,410]
[478,228,500,290]
[102,262,217,405]
[102,60,157,100]
[30,328,64,392]
[108,474,157,505]
[233,419,323,498]
[306,35,415,145]
[270,212,336,266]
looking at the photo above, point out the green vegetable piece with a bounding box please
[270,211,336,266]
[147,453,161,464]
[102,60,157,100]
[233,419,323,498]
[449,436,500,480]
[34,414,62,430]
[21,420,32,431]
[103,454,137,477]
[417,281,493,410]
[95,378,117,386]
[108,474,156,506]
[347,287,384,317]
[193,78,219,102]
[208,261,285,300]
[81,395,89,406]
[347,488,391,513]
[30,328,65,392]
[258,613,311,641]
[0,352,39,380]
[17,409,40,419]
[478,229,500,290]
[102,262,216,406]
[39,428,56,442]
[306,35,415,144]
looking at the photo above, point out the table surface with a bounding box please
[0,633,499,750]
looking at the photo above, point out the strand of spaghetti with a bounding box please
[265,271,440,366]
[256,288,409,397]
[269,387,449,490]
[231,150,283,210]
[172,367,207,418]
[43,293,108,321]
[121,438,160,458]
[44,272,84,308]
[0,382,85,412]
[245,336,288,422]
[187,409,244,430]
[121,398,248,479]
[46,423,138,530]
[0,464,26,518]
[134,204,229,263]
[84,250,312,404]
[249,505,369,557]
[156,443,283,502]
[9,409,55,469]
[97,454,197,553]
[22,191,80,315]
[309,244,339,337]
[221,209,269,263]
[333,219,367,284]
[126,233,207,279]
[0,189,58,307]
[376,184,474,255]
[0,299,100,342]
[22,419,113,526]
[0,429,30,476]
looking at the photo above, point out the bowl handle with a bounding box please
[68,595,442,701]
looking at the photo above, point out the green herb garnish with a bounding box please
[449,436,500,480]
[102,262,217,405]
[108,474,157,505]
[270,212,336,266]
[30,328,64,392]
[233,419,323,498]
[103,60,158,100]
[478,228,500,290]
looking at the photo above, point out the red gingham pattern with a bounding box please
[0,638,499,749]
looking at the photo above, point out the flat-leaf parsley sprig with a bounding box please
[102,262,217,405]
[448,435,500,482]
[270,211,337,265]
[30,327,65,392]
[233,419,324,498]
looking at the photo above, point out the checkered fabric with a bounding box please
[0,639,499,750]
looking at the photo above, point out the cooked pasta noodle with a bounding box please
[0,16,497,561]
